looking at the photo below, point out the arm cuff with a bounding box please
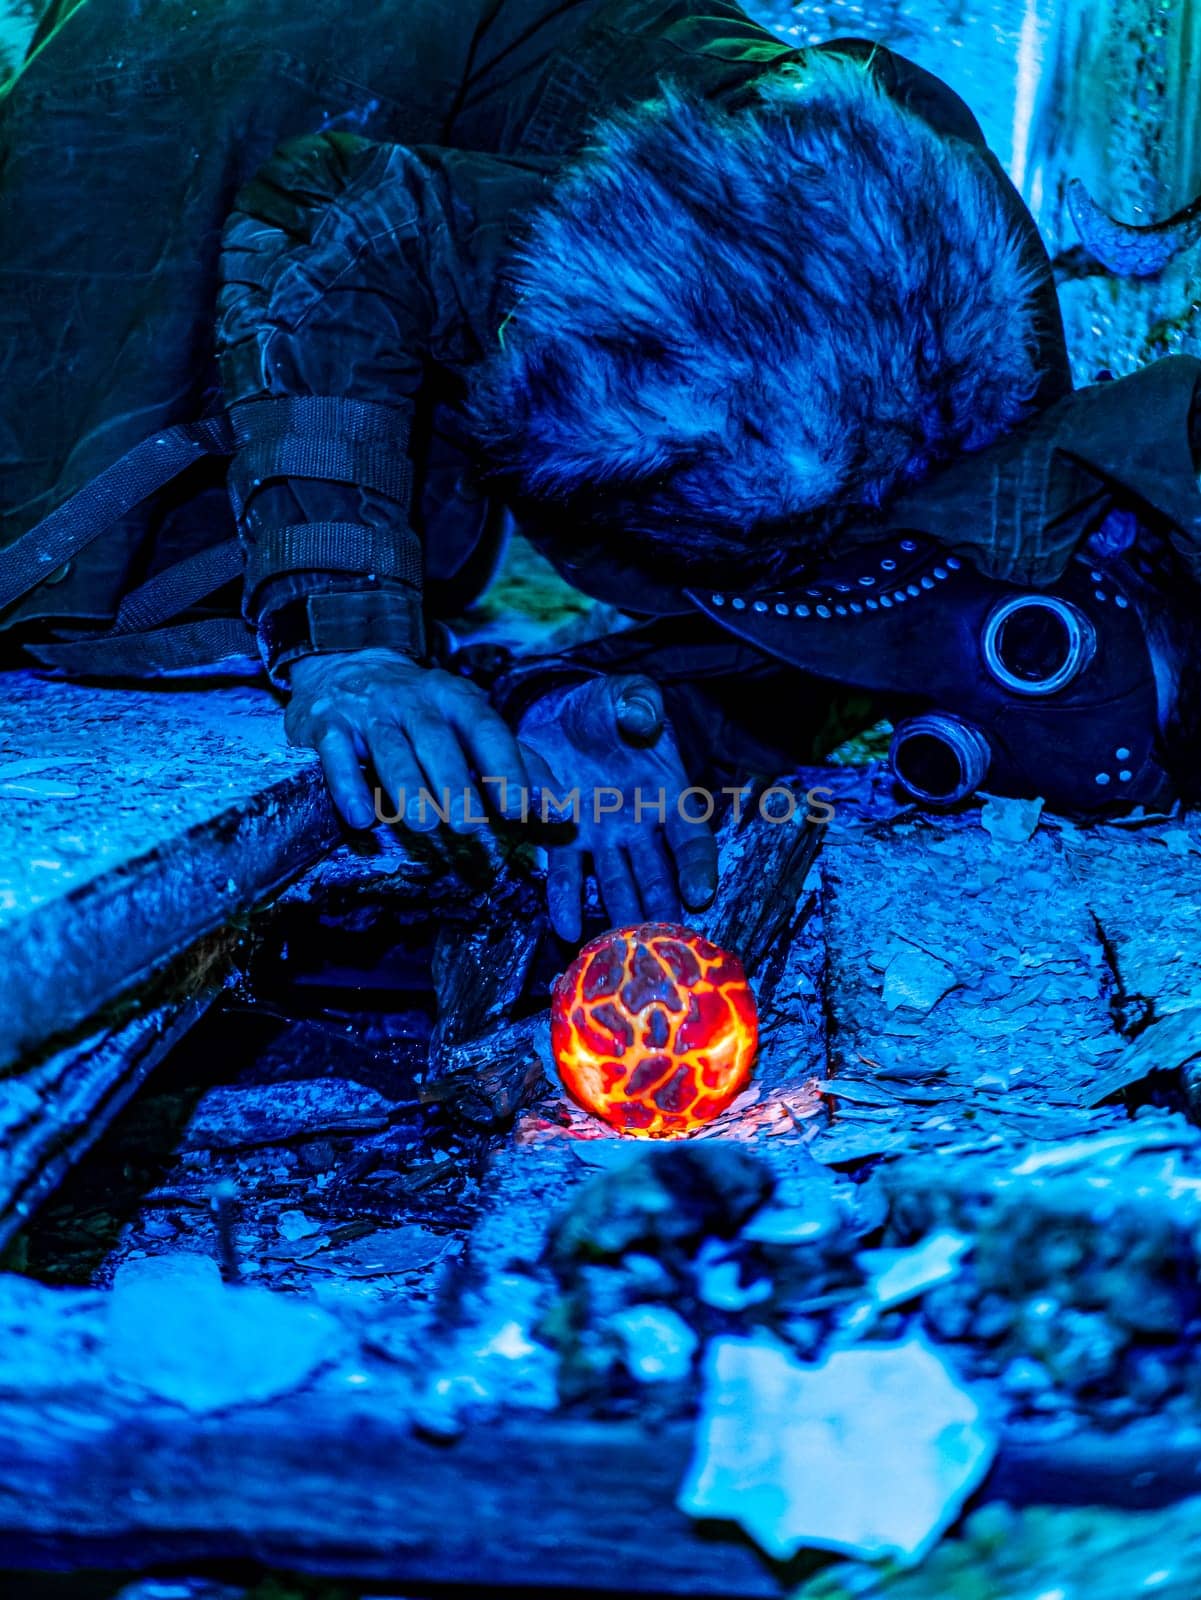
[259,588,426,686]
[242,522,423,610]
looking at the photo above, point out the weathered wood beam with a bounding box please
[423,1011,550,1126]
[0,673,354,1239]
[0,937,233,1255]
[428,878,545,1062]
[0,1397,787,1594]
[0,673,341,1071]
[3,1173,1201,1596]
[0,1250,785,1595]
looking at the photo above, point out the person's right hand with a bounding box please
[286,647,530,834]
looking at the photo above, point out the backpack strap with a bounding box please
[1,397,423,678]
[0,413,253,678]
[0,415,236,613]
[28,618,260,679]
[23,536,257,680]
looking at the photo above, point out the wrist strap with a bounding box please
[259,589,426,685]
[243,522,422,605]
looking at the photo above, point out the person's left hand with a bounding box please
[517,673,719,942]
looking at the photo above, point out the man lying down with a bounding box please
[3,0,1201,941]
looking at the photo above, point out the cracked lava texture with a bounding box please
[550,923,759,1136]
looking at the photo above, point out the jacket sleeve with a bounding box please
[216,133,548,684]
[491,612,858,784]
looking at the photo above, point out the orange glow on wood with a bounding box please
[550,923,759,1137]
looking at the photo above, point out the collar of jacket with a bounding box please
[854,356,1201,589]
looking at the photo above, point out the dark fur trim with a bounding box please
[471,55,1044,570]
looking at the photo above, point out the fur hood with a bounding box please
[470,55,1045,571]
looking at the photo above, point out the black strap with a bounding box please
[259,589,425,671]
[27,617,259,679]
[111,538,245,635]
[0,415,235,614]
[227,440,412,515]
[0,394,419,677]
[231,395,412,448]
[0,395,413,617]
[243,522,422,601]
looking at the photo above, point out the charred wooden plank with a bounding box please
[699,804,824,978]
[0,674,342,1072]
[0,930,243,1252]
[422,1011,550,1128]
[423,868,548,1125]
[173,1078,421,1152]
[4,1145,1201,1598]
[0,1235,784,1595]
[6,1362,1201,1591]
[0,674,376,1239]
[0,998,214,1256]
[0,1396,785,1595]
[428,879,545,1061]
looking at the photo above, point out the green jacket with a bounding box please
[0,0,1069,683]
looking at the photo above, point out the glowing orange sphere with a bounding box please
[550,923,759,1137]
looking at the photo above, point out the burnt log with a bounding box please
[0,675,342,1073]
[0,675,352,1239]
[422,1012,550,1128]
[0,929,244,1253]
[428,880,545,1062]
[0,1396,785,1594]
[2,1260,1201,1593]
[0,992,217,1256]
[699,803,824,977]
[424,869,547,1124]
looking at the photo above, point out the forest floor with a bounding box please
[7,750,1201,1600]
